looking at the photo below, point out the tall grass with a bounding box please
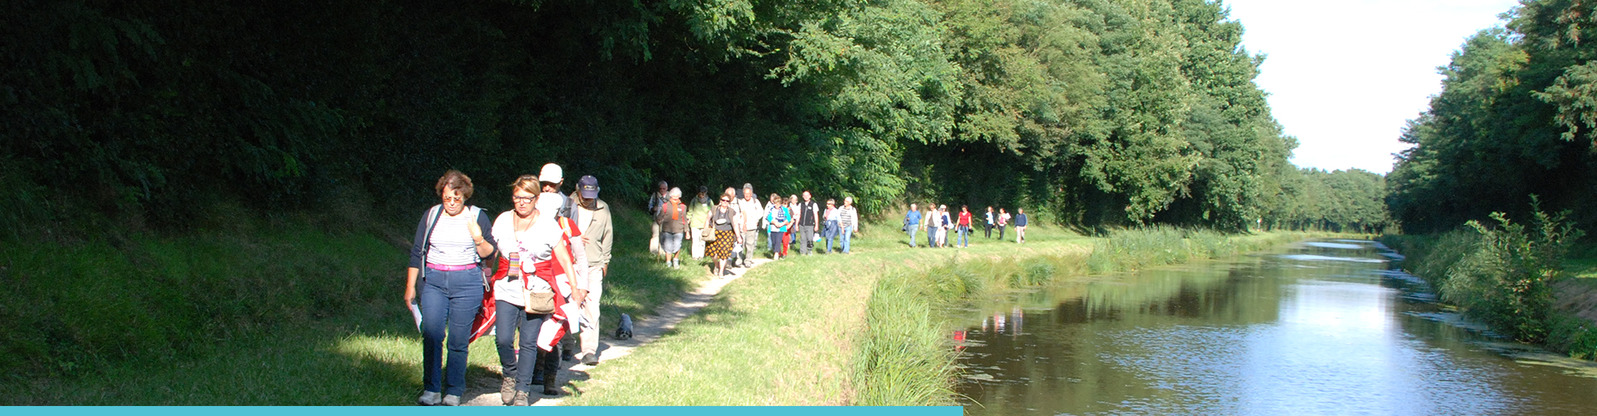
[1086,226,1311,273]
[851,272,957,405]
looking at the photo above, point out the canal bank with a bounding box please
[1380,232,1597,360]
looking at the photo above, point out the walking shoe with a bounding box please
[582,353,599,366]
[512,391,530,406]
[442,394,461,406]
[500,376,516,405]
[417,391,442,406]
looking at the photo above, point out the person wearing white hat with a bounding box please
[535,163,589,365]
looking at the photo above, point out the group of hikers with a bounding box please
[404,165,613,406]
[405,168,1032,406]
[902,203,1028,248]
[645,182,861,277]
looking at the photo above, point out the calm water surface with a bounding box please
[954,240,1597,415]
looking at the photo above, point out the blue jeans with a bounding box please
[841,225,855,253]
[822,220,840,253]
[769,230,786,256]
[928,226,937,247]
[495,300,547,393]
[420,266,485,396]
[958,226,970,247]
[907,224,918,247]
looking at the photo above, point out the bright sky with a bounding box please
[1223,0,1523,174]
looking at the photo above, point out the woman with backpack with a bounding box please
[405,170,497,406]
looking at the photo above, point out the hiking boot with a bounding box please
[541,371,562,396]
[442,394,460,406]
[511,391,530,406]
[499,376,516,405]
[541,349,562,396]
[581,353,599,366]
[417,390,442,406]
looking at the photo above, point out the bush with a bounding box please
[1439,200,1584,343]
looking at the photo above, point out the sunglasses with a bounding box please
[442,195,463,203]
[512,196,536,204]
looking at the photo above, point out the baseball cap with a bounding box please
[539,163,563,184]
[577,175,600,199]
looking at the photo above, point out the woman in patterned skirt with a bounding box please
[706,190,740,276]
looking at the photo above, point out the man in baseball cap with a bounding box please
[570,175,611,366]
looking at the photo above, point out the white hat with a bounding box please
[539,163,563,184]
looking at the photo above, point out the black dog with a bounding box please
[615,313,634,340]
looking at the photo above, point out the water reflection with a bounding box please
[955,240,1597,415]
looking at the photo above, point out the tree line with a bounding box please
[1389,0,1597,234]
[2,0,1382,235]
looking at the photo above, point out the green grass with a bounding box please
[0,203,698,405]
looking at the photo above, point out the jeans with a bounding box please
[928,226,937,247]
[661,231,683,254]
[907,224,918,248]
[841,225,855,253]
[985,223,993,238]
[420,266,485,396]
[998,224,1006,240]
[823,220,839,253]
[958,226,970,247]
[768,230,786,257]
[494,300,547,393]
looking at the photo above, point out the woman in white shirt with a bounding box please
[489,176,551,405]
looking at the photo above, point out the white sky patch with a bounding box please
[1222,0,1522,174]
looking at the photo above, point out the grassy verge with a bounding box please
[1383,231,1597,359]
[562,220,1317,405]
[0,204,695,404]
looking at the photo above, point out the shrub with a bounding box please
[1441,200,1584,343]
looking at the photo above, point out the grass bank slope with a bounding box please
[0,204,696,405]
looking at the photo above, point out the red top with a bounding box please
[958,211,972,227]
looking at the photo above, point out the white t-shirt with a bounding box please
[491,212,544,305]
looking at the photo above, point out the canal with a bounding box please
[954,240,1597,415]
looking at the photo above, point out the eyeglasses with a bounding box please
[442,195,463,203]
[512,196,536,204]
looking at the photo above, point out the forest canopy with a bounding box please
[1388,0,1597,234]
[1,0,1381,234]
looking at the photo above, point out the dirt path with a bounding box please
[461,258,771,406]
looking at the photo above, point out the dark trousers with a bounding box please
[998,224,1007,240]
[494,300,548,393]
[985,223,993,238]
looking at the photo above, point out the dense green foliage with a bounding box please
[1388,0,1597,233]
[0,0,1352,234]
[1381,202,1597,357]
